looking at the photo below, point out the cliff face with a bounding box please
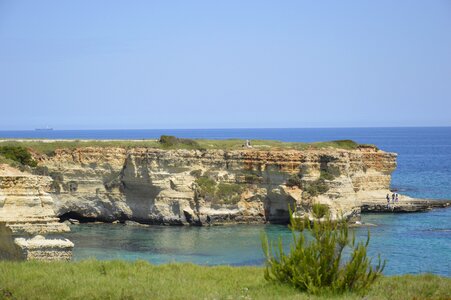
[0,165,73,260]
[32,146,397,225]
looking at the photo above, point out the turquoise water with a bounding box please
[65,207,451,276]
[3,128,450,276]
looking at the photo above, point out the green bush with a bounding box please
[0,146,37,167]
[159,135,200,149]
[216,183,243,197]
[195,176,216,197]
[304,179,329,196]
[262,211,385,295]
[286,174,303,188]
[195,177,244,205]
[216,183,244,204]
[159,135,178,146]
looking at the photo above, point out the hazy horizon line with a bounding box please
[1,125,451,131]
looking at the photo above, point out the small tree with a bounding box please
[0,146,37,167]
[261,209,385,295]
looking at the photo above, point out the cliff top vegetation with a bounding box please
[0,146,37,167]
[0,136,376,156]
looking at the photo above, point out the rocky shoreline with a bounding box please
[361,198,451,213]
[1,140,451,260]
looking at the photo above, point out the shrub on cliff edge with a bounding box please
[159,135,200,149]
[0,146,37,167]
[262,210,385,295]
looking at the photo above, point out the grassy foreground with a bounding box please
[0,261,449,300]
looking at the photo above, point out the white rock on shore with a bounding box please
[0,164,73,261]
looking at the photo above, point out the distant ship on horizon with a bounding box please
[35,126,54,131]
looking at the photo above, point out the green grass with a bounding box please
[0,139,368,156]
[0,261,449,300]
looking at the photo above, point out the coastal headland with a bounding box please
[1,138,450,260]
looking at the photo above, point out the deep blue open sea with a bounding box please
[2,128,450,275]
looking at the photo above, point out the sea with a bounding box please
[1,127,450,276]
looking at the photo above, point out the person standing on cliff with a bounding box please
[392,193,395,203]
[395,193,399,203]
[386,194,390,208]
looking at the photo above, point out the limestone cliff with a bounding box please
[0,165,73,260]
[31,145,400,225]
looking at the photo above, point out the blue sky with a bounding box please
[0,0,450,129]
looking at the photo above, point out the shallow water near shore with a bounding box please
[64,207,451,276]
[4,127,451,276]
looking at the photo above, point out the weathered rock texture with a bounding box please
[31,145,409,225]
[361,198,451,213]
[0,165,73,260]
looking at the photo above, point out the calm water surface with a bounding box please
[3,128,450,275]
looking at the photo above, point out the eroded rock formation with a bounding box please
[31,145,404,225]
[0,165,73,260]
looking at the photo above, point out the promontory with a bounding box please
[1,137,450,260]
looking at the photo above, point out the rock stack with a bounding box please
[0,165,73,260]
